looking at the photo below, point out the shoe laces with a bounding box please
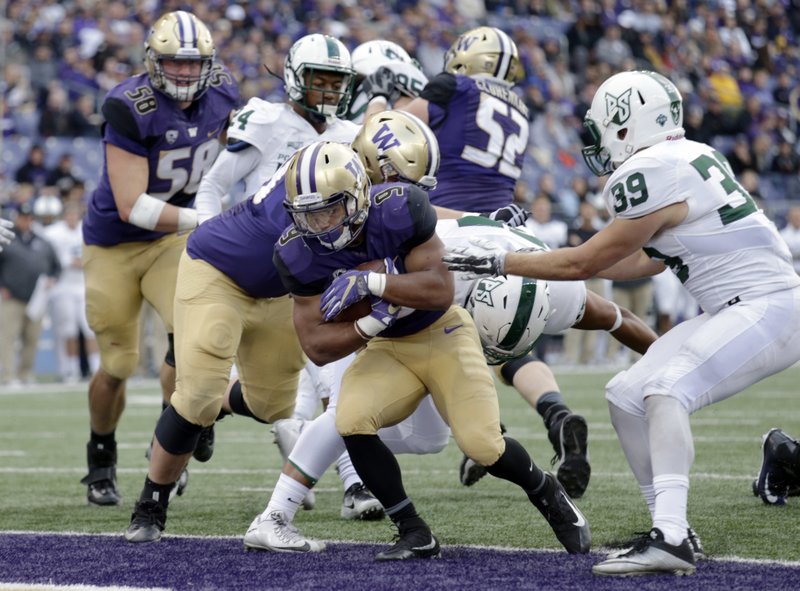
[268,512,303,544]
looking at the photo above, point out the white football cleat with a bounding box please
[243,511,325,553]
[593,528,695,577]
[340,483,384,520]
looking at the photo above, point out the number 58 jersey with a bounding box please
[606,137,800,314]
[421,73,529,213]
[83,67,239,246]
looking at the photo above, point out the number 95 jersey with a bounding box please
[606,137,800,314]
[421,72,529,213]
[83,66,239,246]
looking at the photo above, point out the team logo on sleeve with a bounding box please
[165,130,179,144]
[605,88,632,125]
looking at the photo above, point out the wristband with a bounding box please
[177,207,199,232]
[355,314,386,339]
[128,192,166,230]
[368,96,388,108]
[366,272,386,298]
[609,302,623,332]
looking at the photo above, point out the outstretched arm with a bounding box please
[574,290,658,354]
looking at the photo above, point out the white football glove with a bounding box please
[0,218,14,252]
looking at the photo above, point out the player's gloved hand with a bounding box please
[482,203,529,228]
[354,296,401,339]
[320,270,372,321]
[442,238,507,279]
[361,66,398,102]
[0,218,14,252]
[387,62,429,98]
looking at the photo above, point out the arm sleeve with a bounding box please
[195,145,263,224]
[419,72,457,107]
[101,98,146,155]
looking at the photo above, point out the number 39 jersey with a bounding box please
[83,66,239,246]
[606,138,800,314]
[421,72,529,213]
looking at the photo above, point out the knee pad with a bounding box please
[155,405,203,455]
[500,353,539,385]
[164,333,175,368]
[228,381,268,424]
[100,345,139,380]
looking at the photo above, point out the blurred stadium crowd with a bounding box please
[1,0,800,382]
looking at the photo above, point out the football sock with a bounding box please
[90,429,116,449]
[608,401,654,499]
[485,436,546,494]
[652,474,690,546]
[536,391,570,431]
[140,476,173,509]
[344,434,408,510]
[335,451,361,491]
[264,473,309,521]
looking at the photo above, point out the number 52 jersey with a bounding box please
[83,65,239,246]
[606,137,800,314]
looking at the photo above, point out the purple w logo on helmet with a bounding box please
[371,123,401,152]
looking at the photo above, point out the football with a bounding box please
[330,259,386,323]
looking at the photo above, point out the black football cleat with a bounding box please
[375,517,441,561]
[529,473,591,554]
[125,499,167,543]
[756,428,800,505]
[193,424,215,463]
[549,414,591,499]
[81,441,121,506]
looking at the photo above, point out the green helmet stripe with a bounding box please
[497,278,538,350]
[641,71,680,103]
[325,36,340,59]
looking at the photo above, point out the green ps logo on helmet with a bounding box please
[605,88,632,125]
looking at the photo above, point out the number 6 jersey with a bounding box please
[605,137,799,313]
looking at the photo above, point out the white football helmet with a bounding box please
[444,26,522,84]
[351,40,414,77]
[284,142,370,251]
[145,11,215,102]
[582,70,685,176]
[284,34,356,119]
[351,110,439,189]
[466,275,550,365]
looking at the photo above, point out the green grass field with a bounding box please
[1,366,799,562]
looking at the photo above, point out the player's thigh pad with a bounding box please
[140,232,187,332]
[170,254,244,425]
[83,242,154,378]
[236,295,306,423]
[336,346,427,436]
[425,307,504,466]
[607,288,800,416]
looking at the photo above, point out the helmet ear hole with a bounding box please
[617,129,628,140]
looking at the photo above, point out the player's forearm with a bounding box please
[299,324,365,366]
[609,307,658,354]
[503,249,598,281]
[383,271,452,310]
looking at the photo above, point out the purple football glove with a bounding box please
[320,270,371,321]
[354,295,401,339]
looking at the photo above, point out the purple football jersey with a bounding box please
[186,170,292,299]
[274,183,445,337]
[422,73,530,213]
[83,66,239,246]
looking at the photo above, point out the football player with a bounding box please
[363,26,528,214]
[192,33,383,517]
[79,10,239,507]
[444,70,800,576]
[272,141,591,560]
[346,39,428,123]
[194,33,358,222]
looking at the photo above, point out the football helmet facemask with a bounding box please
[582,70,685,176]
[351,110,439,190]
[444,26,522,84]
[284,34,356,119]
[466,274,550,365]
[145,11,215,102]
[284,142,370,251]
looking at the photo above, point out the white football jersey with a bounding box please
[605,138,800,314]
[43,220,84,290]
[228,98,360,198]
[436,217,586,333]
